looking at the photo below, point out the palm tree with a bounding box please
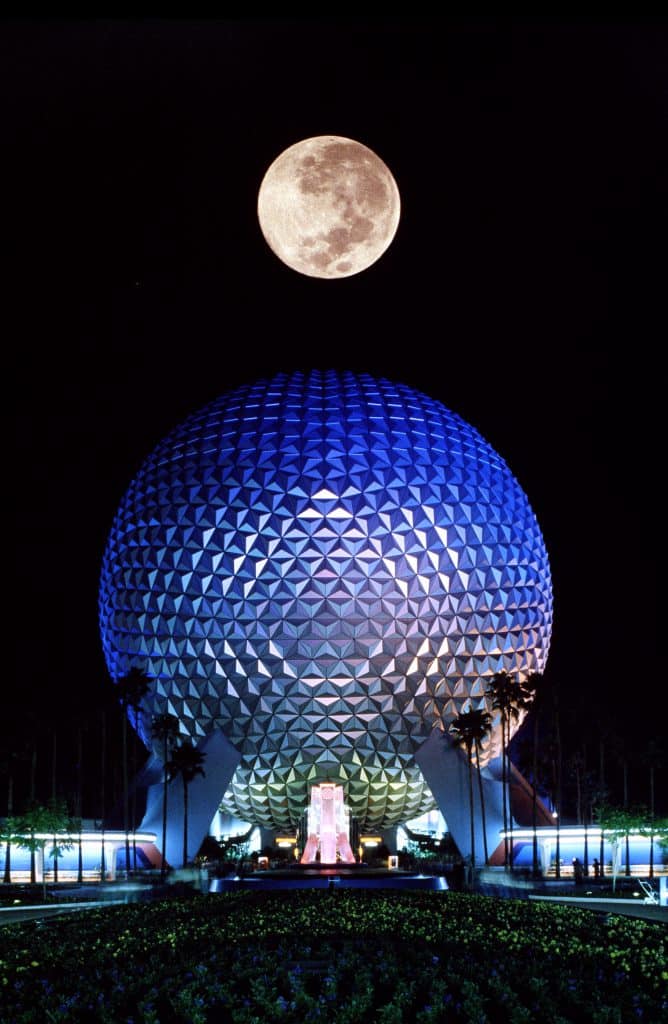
[45,797,74,885]
[115,666,151,877]
[606,729,634,877]
[27,715,38,884]
[166,740,206,869]
[450,707,492,869]
[151,713,180,881]
[1,815,20,885]
[642,740,663,879]
[73,718,85,884]
[0,738,25,883]
[485,670,527,869]
[581,766,598,878]
[522,671,545,877]
[547,728,562,878]
[50,731,59,883]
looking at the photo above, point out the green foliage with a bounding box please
[0,890,665,1022]
[0,815,22,845]
[595,803,645,838]
[654,818,668,852]
[13,800,73,857]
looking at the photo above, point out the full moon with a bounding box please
[257,136,400,279]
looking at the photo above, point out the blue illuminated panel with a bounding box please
[100,371,552,830]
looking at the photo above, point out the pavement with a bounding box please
[527,894,668,923]
[0,880,165,926]
[2,877,666,926]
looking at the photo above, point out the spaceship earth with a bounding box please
[99,371,552,831]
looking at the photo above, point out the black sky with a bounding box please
[9,19,663,742]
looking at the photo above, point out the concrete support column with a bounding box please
[139,729,242,866]
[539,838,551,876]
[108,842,119,881]
[415,728,507,866]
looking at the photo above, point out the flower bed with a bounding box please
[1,889,666,1021]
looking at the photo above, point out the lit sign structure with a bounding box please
[301,783,355,864]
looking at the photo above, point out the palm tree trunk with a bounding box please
[600,831,605,880]
[51,731,57,803]
[500,711,508,869]
[531,713,539,877]
[649,763,655,879]
[182,777,188,869]
[161,738,169,882]
[622,761,631,876]
[122,707,130,878]
[76,726,84,884]
[599,739,605,874]
[131,716,138,873]
[474,741,489,866]
[100,710,106,883]
[466,740,475,874]
[507,718,514,870]
[51,733,58,886]
[554,699,562,880]
[3,768,12,883]
[41,841,47,900]
[29,748,37,885]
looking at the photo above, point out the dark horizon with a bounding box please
[8,19,662,815]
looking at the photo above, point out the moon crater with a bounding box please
[258,136,400,279]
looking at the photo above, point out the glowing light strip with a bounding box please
[500,827,655,842]
[5,832,157,843]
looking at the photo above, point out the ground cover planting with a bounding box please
[1,889,666,1022]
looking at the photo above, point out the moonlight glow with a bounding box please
[257,136,400,279]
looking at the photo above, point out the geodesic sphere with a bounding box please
[99,371,552,830]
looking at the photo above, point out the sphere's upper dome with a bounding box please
[100,370,552,830]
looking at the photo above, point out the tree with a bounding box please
[595,803,643,893]
[15,804,52,898]
[73,718,85,884]
[485,670,528,869]
[115,666,151,877]
[606,731,634,877]
[15,801,72,898]
[96,673,120,883]
[166,740,206,869]
[0,736,28,884]
[450,707,492,869]
[654,817,668,871]
[151,713,180,881]
[99,701,107,882]
[44,798,75,885]
[521,671,546,878]
[544,679,563,879]
[642,740,664,879]
[1,816,20,885]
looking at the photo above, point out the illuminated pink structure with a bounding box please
[301,783,356,864]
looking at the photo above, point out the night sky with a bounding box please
[9,20,663,794]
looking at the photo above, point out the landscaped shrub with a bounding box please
[0,890,666,1022]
